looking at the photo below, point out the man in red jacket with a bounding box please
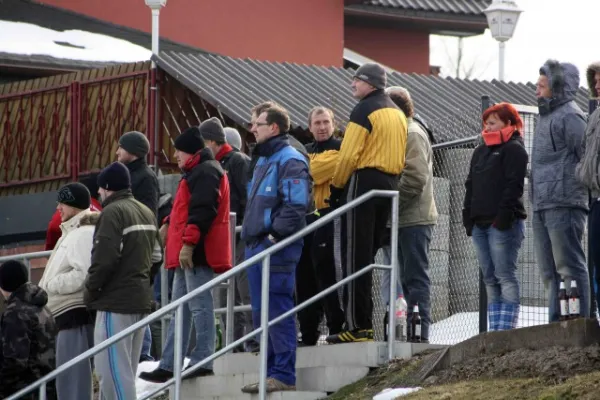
[140,121,232,383]
[45,174,102,250]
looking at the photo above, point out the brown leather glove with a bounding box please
[159,223,169,244]
[179,244,194,269]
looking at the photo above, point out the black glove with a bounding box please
[493,208,514,231]
[462,208,474,237]
[326,185,344,209]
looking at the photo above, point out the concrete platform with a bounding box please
[174,391,327,400]
[215,341,445,375]
[432,318,600,373]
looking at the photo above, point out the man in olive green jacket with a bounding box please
[380,86,438,342]
[84,161,159,400]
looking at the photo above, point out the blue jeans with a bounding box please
[245,241,298,386]
[140,325,154,361]
[533,208,590,322]
[472,219,524,305]
[159,266,215,371]
[380,225,433,340]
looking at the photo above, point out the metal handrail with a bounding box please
[8,189,399,400]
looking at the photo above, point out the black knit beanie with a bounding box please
[198,117,226,143]
[97,161,131,191]
[119,131,150,158]
[0,260,28,292]
[57,182,91,210]
[174,126,205,155]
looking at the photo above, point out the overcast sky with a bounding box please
[430,0,599,87]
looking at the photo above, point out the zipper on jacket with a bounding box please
[550,132,557,152]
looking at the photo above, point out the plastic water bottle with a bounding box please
[394,295,408,342]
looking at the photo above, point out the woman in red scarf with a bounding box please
[463,103,528,331]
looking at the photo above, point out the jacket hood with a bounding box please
[9,282,49,307]
[539,59,580,102]
[78,211,101,226]
[587,62,600,97]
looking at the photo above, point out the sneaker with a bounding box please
[183,366,214,380]
[325,329,374,344]
[139,367,173,383]
[241,377,296,393]
[139,354,155,363]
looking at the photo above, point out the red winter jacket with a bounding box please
[44,198,102,250]
[165,148,232,273]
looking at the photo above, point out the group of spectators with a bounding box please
[5,57,600,399]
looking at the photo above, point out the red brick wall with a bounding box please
[345,25,430,74]
[37,0,345,67]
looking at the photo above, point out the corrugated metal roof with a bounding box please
[154,51,589,143]
[361,0,492,15]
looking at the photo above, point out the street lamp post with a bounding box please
[483,0,523,81]
[144,0,166,170]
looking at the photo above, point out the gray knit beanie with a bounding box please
[224,127,242,151]
[119,131,150,158]
[198,117,226,144]
[354,63,387,90]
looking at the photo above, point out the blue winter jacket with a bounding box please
[531,60,588,212]
[242,134,311,267]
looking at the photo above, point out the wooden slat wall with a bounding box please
[0,62,151,196]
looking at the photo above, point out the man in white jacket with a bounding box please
[39,183,99,400]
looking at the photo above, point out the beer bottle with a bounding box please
[383,309,389,342]
[410,303,421,343]
[569,280,581,319]
[558,279,569,321]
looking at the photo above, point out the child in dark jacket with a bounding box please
[0,260,57,399]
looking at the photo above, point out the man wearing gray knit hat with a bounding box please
[199,117,253,352]
[116,130,160,363]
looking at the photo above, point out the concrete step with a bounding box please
[179,366,368,397]
[215,341,445,375]
[175,392,327,400]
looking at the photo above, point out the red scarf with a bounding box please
[214,143,233,161]
[481,126,520,146]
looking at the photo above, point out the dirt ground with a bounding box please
[429,345,600,386]
[328,345,600,400]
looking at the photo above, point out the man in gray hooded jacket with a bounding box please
[532,60,589,322]
[575,61,600,314]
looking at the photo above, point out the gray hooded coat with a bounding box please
[531,60,588,212]
[575,62,600,198]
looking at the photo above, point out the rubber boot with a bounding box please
[487,302,502,331]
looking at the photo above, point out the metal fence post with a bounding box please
[225,212,237,346]
[161,263,168,346]
[387,193,399,361]
[588,98,599,318]
[259,256,270,400]
[173,304,184,400]
[478,95,492,333]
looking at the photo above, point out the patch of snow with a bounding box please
[0,20,152,63]
[373,387,422,399]
[136,358,190,399]
[430,306,549,345]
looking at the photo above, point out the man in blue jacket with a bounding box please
[241,103,311,393]
[532,59,590,322]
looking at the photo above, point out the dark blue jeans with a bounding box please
[588,200,600,316]
[472,219,524,306]
[533,208,590,322]
[380,224,433,340]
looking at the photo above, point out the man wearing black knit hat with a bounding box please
[0,260,57,399]
[39,182,99,400]
[200,117,254,352]
[85,161,160,400]
[141,123,231,383]
[117,131,159,216]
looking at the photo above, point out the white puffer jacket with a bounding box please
[38,209,97,317]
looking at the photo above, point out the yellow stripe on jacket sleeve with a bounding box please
[332,122,369,188]
[310,150,339,185]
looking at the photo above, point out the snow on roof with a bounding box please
[0,20,151,63]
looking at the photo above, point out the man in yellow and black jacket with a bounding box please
[296,107,345,346]
[326,62,407,344]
